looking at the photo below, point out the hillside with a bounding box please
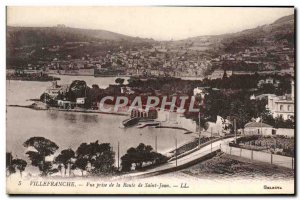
[6,14,294,72]
[6,26,154,66]
[176,14,294,54]
[7,25,150,48]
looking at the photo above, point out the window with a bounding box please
[288,105,291,111]
[280,105,283,111]
[279,114,283,118]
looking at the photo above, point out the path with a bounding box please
[120,137,235,178]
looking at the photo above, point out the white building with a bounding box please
[76,97,86,105]
[193,87,209,98]
[244,121,274,136]
[45,81,70,98]
[206,116,232,136]
[45,81,61,98]
[267,80,294,120]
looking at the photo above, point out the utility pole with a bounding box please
[234,118,237,143]
[261,115,263,135]
[211,127,213,152]
[117,141,120,171]
[198,111,201,148]
[155,135,158,152]
[155,122,160,152]
[175,137,177,167]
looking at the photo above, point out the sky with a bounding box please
[7,6,294,40]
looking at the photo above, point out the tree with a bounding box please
[121,143,167,171]
[73,157,89,176]
[6,152,15,176]
[115,78,125,85]
[231,102,251,131]
[66,80,90,102]
[24,137,59,176]
[261,109,276,127]
[260,83,276,94]
[120,154,132,172]
[89,142,115,175]
[55,148,75,176]
[76,141,115,175]
[57,164,63,176]
[274,116,295,129]
[40,93,56,106]
[12,159,27,177]
[88,84,104,106]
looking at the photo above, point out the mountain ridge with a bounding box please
[7,14,294,45]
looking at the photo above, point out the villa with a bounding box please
[267,80,294,120]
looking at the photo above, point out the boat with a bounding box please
[122,117,140,127]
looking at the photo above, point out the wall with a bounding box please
[276,128,294,138]
[221,144,294,169]
[244,127,273,136]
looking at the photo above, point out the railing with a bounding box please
[168,135,234,162]
[173,145,221,163]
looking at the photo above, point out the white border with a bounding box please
[0,1,298,200]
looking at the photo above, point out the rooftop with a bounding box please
[244,121,273,128]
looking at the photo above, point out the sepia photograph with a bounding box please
[5,6,295,195]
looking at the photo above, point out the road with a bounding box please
[120,137,235,178]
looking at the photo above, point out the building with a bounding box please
[193,87,209,98]
[130,107,158,119]
[6,69,16,76]
[267,80,294,120]
[45,81,61,98]
[208,69,232,80]
[45,81,70,98]
[244,121,274,135]
[257,78,280,88]
[265,77,274,84]
[57,100,75,109]
[279,67,294,76]
[23,69,44,76]
[76,97,86,105]
[206,116,232,136]
[253,94,276,101]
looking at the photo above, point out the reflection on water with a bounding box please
[47,111,99,123]
[47,111,59,120]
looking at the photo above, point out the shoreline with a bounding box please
[7,104,129,116]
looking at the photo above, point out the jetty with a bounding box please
[136,122,160,128]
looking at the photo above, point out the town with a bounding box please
[7,37,294,79]
[7,14,294,79]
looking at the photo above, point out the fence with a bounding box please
[220,144,294,169]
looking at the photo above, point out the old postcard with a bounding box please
[6,6,295,195]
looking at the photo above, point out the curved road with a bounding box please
[120,137,235,178]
